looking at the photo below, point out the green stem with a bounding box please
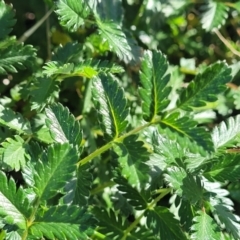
[121,188,171,240]
[77,122,152,166]
[91,181,115,195]
[18,7,54,43]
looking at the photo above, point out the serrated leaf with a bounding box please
[92,73,129,139]
[34,143,78,201]
[204,154,240,182]
[160,112,214,152]
[62,164,93,206]
[139,50,171,121]
[0,43,36,74]
[113,135,150,188]
[165,167,203,204]
[212,204,240,240]
[56,0,90,32]
[201,1,229,31]
[45,103,82,148]
[191,210,221,240]
[96,17,133,61]
[177,62,232,111]
[211,115,240,151]
[114,176,150,211]
[52,42,82,63]
[29,206,96,240]
[1,136,30,171]
[0,104,32,134]
[146,206,187,239]
[0,1,16,39]
[0,171,31,229]
[29,77,59,111]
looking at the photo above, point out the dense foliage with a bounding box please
[0,0,240,239]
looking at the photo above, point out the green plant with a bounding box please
[0,0,240,239]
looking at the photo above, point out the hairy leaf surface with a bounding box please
[34,143,78,201]
[1,136,30,171]
[191,211,221,239]
[92,73,129,139]
[0,104,32,134]
[45,103,82,148]
[201,1,229,31]
[0,1,16,39]
[139,50,171,121]
[0,171,31,229]
[56,0,90,32]
[177,62,232,111]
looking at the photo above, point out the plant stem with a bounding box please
[18,7,54,43]
[77,122,152,166]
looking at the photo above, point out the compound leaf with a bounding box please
[29,206,95,240]
[201,1,229,31]
[177,62,232,111]
[0,43,36,74]
[0,1,16,40]
[139,50,171,121]
[96,17,133,61]
[159,112,214,152]
[0,104,32,135]
[204,154,240,182]
[1,136,30,171]
[113,135,150,188]
[211,115,240,151]
[56,0,90,32]
[92,73,129,139]
[45,103,82,148]
[33,143,78,201]
[191,210,221,240]
[146,206,187,239]
[0,171,31,229]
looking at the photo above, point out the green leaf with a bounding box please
[52,42,82,63]
[56,0,90,32]
[113,135,150,188]
[201,1,229,31]
[114,176,150,211]
[0,1,16,40]
[29,77,60,111]
[177,62,232,111]
[33,143,78,201]
[0,171,31,229]
[0,104,32,135]
[45,103,82,148]
[191,210,221,240]
[92,73,129,139]
[0,43,36,74]
[211,115,240,151]
[204,154,240,182]
[139,50,171,121]
[211,204,240,240]
[146,206,187,239]
[159,112,214,152]
[29,206,96,240]
[164,167,203,204]
[42,62,74,78]
[96,17,133,61]
[1,136,30,171]
[62,164,93,206]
